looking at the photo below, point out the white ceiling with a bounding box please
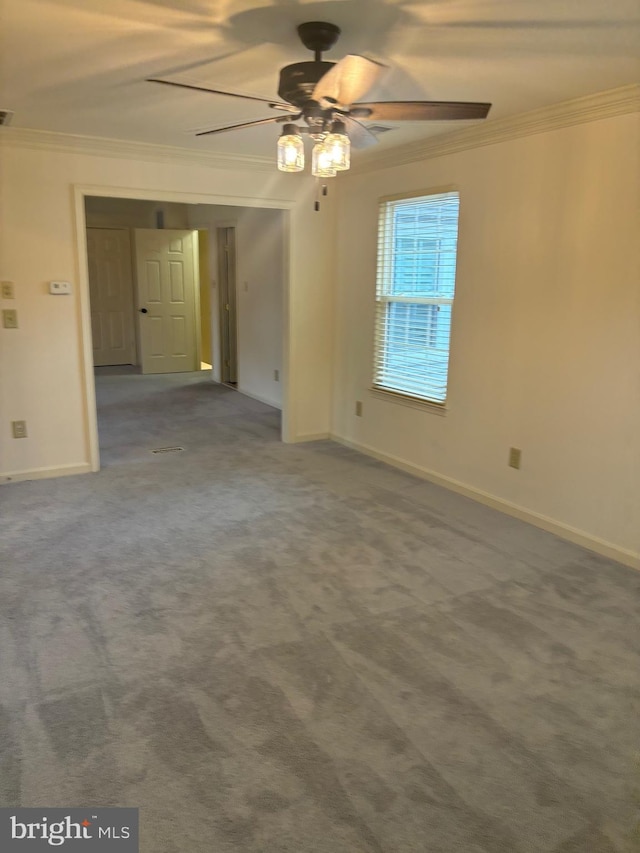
[2,0,639,162]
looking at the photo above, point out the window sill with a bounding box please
[369,387,448,416]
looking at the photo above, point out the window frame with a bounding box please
[372,187,460,410]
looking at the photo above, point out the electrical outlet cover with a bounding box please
[2,309,18,328]
[12,420,27,438]
[49,280,72,295]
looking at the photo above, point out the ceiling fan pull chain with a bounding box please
[313,180,330,211]
[313,177,329,211]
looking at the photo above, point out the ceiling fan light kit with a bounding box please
[311,139,337,178]
[277,118,350,176]
[324,120,351,171]
[277,123,305,172]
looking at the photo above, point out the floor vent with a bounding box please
[151,446,185,454]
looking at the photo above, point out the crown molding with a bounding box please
[0,126,275,172]
[350,84,640,175]
[1,85,638,176]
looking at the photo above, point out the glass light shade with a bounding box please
[311,140,336,178]
[325,123,351,171]
[277,125,304,172]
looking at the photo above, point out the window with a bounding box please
[374,190,460,405]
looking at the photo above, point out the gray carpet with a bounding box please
[1,369,639,852]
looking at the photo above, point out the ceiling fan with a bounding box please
[148,21,491,149]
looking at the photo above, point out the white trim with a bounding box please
[75,184,294,211]
[235,387,282,410]
[3,86,636,179]
[286,432,331,444]
[1,127,273,171]
[1,463,93,485]
[352,84,640,175]
[379,184,459,204]
[72,185,295,473]
[72,188,101,472]
[369,387,448,416]
[191,230,202,370]
[332,435,640,571]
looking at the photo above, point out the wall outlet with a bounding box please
[12,420,27,439]
[2,309,18,328]
[274,369,279,381]
[1,281,15,299]
[355,400,363,417]
[508,447,522,469]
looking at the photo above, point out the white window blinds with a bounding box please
[374,191,460,404]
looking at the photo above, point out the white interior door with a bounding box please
[134,229,198,374]
[87,227,136,366]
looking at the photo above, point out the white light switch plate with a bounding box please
[49,280,72,295]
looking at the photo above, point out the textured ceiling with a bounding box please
[2,0,639,161]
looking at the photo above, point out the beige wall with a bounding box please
[0,138,335,480]
[332,111,640,565]
[234,208,285,409]
[84,196,190,229]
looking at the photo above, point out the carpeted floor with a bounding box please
[1,369,639,852]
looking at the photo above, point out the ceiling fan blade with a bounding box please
[196,116,289,137]
[313,55,387,107]
[147,77,296,111]
[351,101,492,121]
[343,115,379,150]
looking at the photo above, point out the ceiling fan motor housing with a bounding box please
[278,61,335,108]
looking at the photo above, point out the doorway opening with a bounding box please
[85,198,210,377]
[80,193,288,470]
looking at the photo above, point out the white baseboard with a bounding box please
[287,432,331,444]
[0,463,93,485]
[235,387,282,410]
[332,435,640,571]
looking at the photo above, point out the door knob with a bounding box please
[139,308,148,314]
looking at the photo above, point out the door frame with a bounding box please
[73,185,292,472]
[216,225,238,385]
